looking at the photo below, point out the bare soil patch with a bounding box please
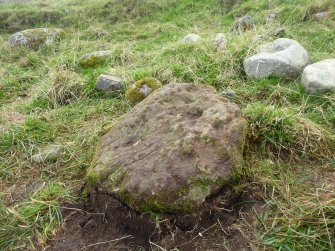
[47,188,265,251]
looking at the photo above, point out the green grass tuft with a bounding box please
[0,182,73,250]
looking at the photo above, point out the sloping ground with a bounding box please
[0,0,335,250]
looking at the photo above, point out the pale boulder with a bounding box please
[302,59,335,93]
[244,38,310,79]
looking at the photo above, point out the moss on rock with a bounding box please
[125,77,162,105]
[79,51,112,68]
[8,28,65,48]
[88,83,247,214]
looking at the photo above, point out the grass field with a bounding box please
[0,0,335,250]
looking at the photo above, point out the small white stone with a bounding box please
[182,34,201,43]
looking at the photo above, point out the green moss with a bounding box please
[79,55,109,68]
[20,28,65,48]
[116,174,230,214]
[135,188,194,213]
[125,77,162,105]
[109,184,194,213]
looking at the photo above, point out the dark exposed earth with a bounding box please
[47,187,266,251]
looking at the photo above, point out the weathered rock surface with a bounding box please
[79,51,111,67]
[96,75,122,94]
[244,38,310,79]
[32,145,62,164]
[87,83,247,213]
[302,59,335,93]
[8,28,65,48]
[214,33,227,51]
[182,34,201,43]
[232,16,255,34]
[125,77,162,104]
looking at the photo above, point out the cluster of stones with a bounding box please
[179,14,334,94]
[180,15,255,51]
[244,38,335,93]
[181,14,285,51]
[94,75,161,104]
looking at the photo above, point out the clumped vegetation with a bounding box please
[0,0,334,250]
[245,103,335,160]
[261,188,335,250]
[45,69,88,107]
[0,183,73,250]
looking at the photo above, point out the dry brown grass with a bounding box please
[46,69,88,107]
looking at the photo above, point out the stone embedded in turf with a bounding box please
[79,51,112,68]
[182,34,201,43]
[302,59,335,93]
[222,88,236,98]
[244,38,310,79]
[96,75,123,94]
[87,83,247,213]
[232,16,255,35]
[8,28,65,48]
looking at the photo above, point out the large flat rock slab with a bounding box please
[87,83,247,213]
